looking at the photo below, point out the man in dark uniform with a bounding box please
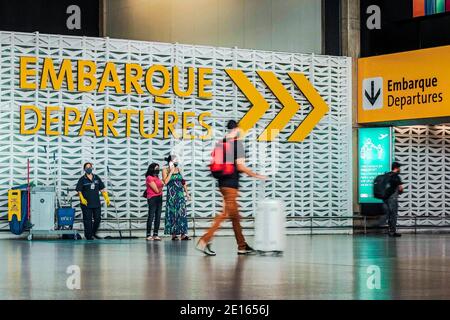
[383,162,404,237]
[75,162,110,240]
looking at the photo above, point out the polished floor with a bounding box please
[0,234,449,300]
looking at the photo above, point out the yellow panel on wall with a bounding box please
[358,45,450,124]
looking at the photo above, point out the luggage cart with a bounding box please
[27,186,78,241]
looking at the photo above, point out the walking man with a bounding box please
[76,162,111,240]
[196,120,267,256]
[383,162,404,237]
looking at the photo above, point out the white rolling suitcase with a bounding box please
[254,182,286,255]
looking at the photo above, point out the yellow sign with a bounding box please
[8,190,21,222]
[226,70,329,142]
[19,57,213,140]
[358,45,450,124]
[18,56,328,142]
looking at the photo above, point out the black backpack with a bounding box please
[373,173,394,200]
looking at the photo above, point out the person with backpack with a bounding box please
[144,163,164,241]
[374,162,404,237]
[196,120,267,256]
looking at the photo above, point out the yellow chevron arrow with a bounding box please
[225,69,328,142]
[225,69,270,136]
[287,73,329,142]
[257,71,301,141]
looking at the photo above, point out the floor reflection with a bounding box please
[0,235,449,299]
[353,236,396,300]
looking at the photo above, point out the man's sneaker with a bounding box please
[93,234,103,240]
[204,244,216,256]
[196,240,216,256]
[238,244,256,255]
[389,233,402,237]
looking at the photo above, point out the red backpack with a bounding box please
[209,138,236,179]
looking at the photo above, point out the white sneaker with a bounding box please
[196,240,216,256]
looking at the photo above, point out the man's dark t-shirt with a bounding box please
[389,171,403,195]
[218,139,245,189]
[75,174,105,208]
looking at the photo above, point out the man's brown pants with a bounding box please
[200,187,246,250]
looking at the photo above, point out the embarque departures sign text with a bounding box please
[358,45,450,124]
[19,56,329,142]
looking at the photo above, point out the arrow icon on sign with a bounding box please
[225,69,329,142]
[365,80,381,106]
[224,69,270,137]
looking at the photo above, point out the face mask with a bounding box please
[154,169,160,175]
[85,168,93,174]
[169,161,178,168]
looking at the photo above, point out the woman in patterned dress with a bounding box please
[162,155,191,240]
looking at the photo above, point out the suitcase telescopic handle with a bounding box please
[258,179,266,200]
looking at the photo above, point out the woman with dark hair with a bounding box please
[162,155,191,240]
[145,163,164,241]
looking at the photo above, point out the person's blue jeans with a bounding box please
[383,196,398,234]
[147,195,163,236]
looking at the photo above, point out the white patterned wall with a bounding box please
[394,125,450,228]
[0,31,352,234]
